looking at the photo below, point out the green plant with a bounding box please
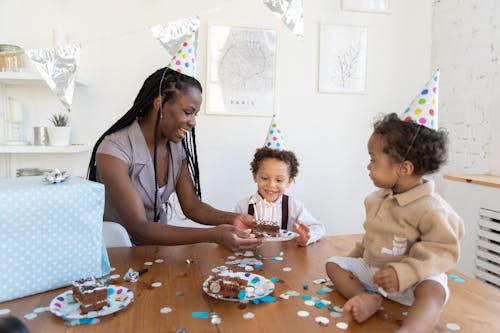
[49,113,69,127]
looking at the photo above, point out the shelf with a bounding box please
[0,71,88,86]
[444,174,500,189]
[0,143,90,154]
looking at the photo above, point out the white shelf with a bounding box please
[0,143,90,153]
[0,71,88,86]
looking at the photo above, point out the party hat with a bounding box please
[151,17,200,77]
[401,69,439,130]
[264,114,285,150]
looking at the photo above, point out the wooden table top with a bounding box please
[1,234,499,332]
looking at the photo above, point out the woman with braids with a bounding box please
[87,67,262,252]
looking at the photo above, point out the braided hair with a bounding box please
[87,67,203,219]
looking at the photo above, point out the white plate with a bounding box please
[202,271,274,301]
[49,285,134,319]
[261,229,298,242]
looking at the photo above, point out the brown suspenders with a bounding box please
[247,195,289,229]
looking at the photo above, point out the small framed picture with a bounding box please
[342,0,390,13]
[318,24,367,94]
[206,25,277,116]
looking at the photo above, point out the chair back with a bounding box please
[103,221,132,248]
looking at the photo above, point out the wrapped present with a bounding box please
[0,176,110,302]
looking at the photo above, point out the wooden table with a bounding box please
[1,235,499,332]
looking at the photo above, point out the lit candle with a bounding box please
[7,98,23,123]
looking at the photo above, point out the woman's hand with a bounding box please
[372,266,399,293]
[213,224,262,252]
[293,221,310,246]
[231,213,255,230]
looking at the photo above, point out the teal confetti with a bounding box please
[301,295,312,300]
[270,277,280,283]
[192,312,210,318]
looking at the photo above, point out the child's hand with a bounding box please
[372,266,399,293]
[293,221,310,246]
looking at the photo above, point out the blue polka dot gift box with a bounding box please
[0,176,110,303]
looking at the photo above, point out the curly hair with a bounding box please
[250,147,299,179]
[373,113,448,176]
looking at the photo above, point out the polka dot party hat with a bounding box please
[151,17,200,78]
[401,69,439,130]
[264,114,285,150]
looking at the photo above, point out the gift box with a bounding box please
[0,176,110,303]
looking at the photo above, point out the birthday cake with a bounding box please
[71,276,108,314]
[252,221,280,238]
[206,274,247,299]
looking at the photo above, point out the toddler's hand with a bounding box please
[372,266,399,293]
[293,221,310,247]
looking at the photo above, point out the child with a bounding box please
[326,111,464,332]
[235,116,325,246]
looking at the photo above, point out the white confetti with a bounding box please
[0,308,11,315]
[279,293,290,300]
[313,278,327,284]
[315,316,329,326]
[329,311,342,318]
[110,274,120,279]
[279,251,284,256]
[282,267,292,272]
[155,259,164,263]
[244,265,254,271]
[297,310,309,317]
[304,300,315,306]
[244,251,254,257]
[152,282,162,288]
[227,256,236,260]
[211,316,222,325]
[446,323,461,331]
[33,307,49,313]
[160,307,172,314]
[144,261,153,266]
[332,305,343,313]
[24,313,37,320]
[243,312,255,319]
[336,322,349,330]
[402,311,408,317]
[273,257,284,261]
[110,267,116,271]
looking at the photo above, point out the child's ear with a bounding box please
[252,173,258,183]
[400,160,415,176]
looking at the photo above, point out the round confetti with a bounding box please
[155,259,164,263]
[0,308,11,315]
[151,282,162,288]
[110,274,120,279]
[227,256,236,260]
[33,307,49,314]
[144,261,153,266]
[315,316,329,326]
[402,311,408,317]
[211,316,221,325]
[336,322,349,330]
[304,300,315,306]
[110,267,116,271]
[282,267,292,272]
[297,310,309,317]
[329,311,342,318]
[24,313,37,320]
[160,307,172,314]
[446,323,461,331]
[243,312,255,319]
[332,305,343,313]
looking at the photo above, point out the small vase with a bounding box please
[47,126,71,146]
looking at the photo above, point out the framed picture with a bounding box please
[206,25,277,116]
[318,24,367,94]
[341,0,390,13]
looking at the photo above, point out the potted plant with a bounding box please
[47,113,71,146]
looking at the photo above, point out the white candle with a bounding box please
[7,98,23,123]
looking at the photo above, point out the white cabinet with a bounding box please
[443,174,500,278]
[0,71,89,177]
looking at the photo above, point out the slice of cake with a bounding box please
[72,276,108,314]
[206,274,247,299]
[252,221,280,238]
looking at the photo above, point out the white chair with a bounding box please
[103,221,132,248]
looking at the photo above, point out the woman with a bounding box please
[87,67,261,252]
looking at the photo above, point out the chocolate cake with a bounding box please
[72,276,108,313]
[206,274,247,299]
[252,221,280,238]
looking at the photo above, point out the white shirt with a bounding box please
[235,193,326,245]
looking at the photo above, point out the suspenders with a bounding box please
[247,195,289,229]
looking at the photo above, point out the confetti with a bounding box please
[176,292,185,296]
[160,307,172,314]
[286,290,300,296]
[110,267,116,271]
[192,312,210,318]
[175,329,187,333]
[314,300,327,309]
[243,312,255,319]
[402,311,408,317]
[304,300,315,306]
[244,251,254,257]
[301,295,312,300]
[297,310,309,317]
[0,309,11,315]
[151,282,162,288]
[315,316,329,326]
[283,267,292,272]
[210,315,221,325]
[245,266,254,271]
[144,261,153,266]
[329,311,342,318]
[110,274,120,279]
[33,307,49,313]
[313,278,327,284]
[186,259,194,264]
[155,259,164,263]
[269,277,280,283]
[227,256,236,260]
[24,313,37,320]
[332,305,343,313]
[279,293,290,299]
[303,285,309,290]
[336,322,349,330]
[446,323,461,331]
[65,318,101,326]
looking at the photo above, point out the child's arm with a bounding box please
[387,206,464,292]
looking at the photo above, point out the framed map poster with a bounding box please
[206,26,277,116]
[319,24,367,94]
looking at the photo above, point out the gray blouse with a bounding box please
[96,120,186,225]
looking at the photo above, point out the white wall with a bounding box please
[0,0,433,235]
